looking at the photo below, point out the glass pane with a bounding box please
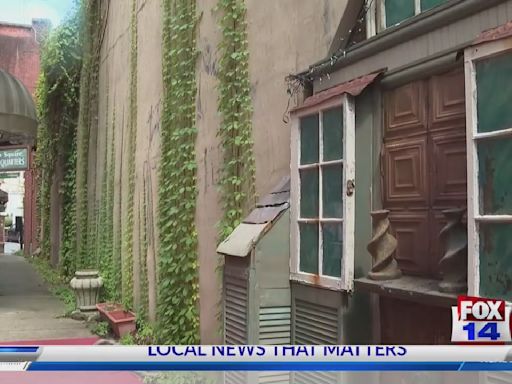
[385,0,415,27]
[421,0,445,11]
[479,223,512,301]
[322,223,343,277]
[322,164,343,218]
[478,138,512,215]
[300,223,318,274]
[476,53,512,133]
[300,115,319,165]
[300,168,319,218]
[323,107,343,161]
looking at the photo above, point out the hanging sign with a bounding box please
[0,147,29,171]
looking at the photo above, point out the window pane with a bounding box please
[421,0,445,11]
[322,164,343,218]
[300,115,319,165]
[322,223,343,277]
[478,138,512,215]
[323,107,343,161]
[476,53,512,133]
[385,0,415,27]
[479,223,512,301]
[300,223,318,274]
[300,168,319,218]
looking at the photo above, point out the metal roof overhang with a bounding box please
[0,70,37,145]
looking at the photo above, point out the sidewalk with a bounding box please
[0,253,92,341]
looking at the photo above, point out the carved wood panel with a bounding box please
[430,132,467,207]
[383,137,428,207]
[384,81,427,140]
[430,69,466,132]
[382,69,467,278]
[388,210,429,275]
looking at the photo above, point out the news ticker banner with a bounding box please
[2,345,512,371]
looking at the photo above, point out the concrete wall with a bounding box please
[93,0,345,342]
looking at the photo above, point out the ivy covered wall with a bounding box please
[36,0,343,344]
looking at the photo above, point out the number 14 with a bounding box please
[463,323,501,341]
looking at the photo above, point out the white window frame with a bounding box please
[369,0,446,36]
[464,37,512,296]
[290,94,355,291]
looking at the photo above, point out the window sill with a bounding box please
[354,276,459,308]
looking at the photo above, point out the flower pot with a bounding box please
[96,302,123,320]
[106,310,136,338]
[70,270,103,312]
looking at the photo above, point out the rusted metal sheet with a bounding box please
[474,20,512,45]
[291,71,383,113]
[243,204,288,225]
[257,191,289,207]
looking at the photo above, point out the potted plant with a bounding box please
[96,302,136,338]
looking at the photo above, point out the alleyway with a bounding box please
[0,252,92,342]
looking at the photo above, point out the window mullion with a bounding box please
[319,110,324,277]
[414,0,421,15]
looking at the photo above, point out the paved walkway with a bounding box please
[0,253,93,342]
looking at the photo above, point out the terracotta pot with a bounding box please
[96,303,136,338]
[107,310,136,338]
[70,270,103,312]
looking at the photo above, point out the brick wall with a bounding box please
[0,19,47,95]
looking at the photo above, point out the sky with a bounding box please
[0,0,75,27]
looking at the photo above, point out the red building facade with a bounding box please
[0,19,49,254]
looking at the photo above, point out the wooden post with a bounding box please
[367,210,401,280]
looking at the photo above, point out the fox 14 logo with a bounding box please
[451,296,512,343]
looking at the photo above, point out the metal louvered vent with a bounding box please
[294,371,338,384]
[293,299,339,345]
[225,371,248,384]
[224,273,248,345]
[259,306,291,345]
[259,371,290,384]
[483,373,512,384]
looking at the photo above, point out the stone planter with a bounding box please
[70,270,103,312]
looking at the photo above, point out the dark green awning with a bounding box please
[0,70,37,144]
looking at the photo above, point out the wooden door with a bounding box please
[383,69,467,277]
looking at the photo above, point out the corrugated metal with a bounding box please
[224,273,248,345]
[259,306,291,345]
[294,299,339,345]
[292,71,382,112]
[293,371,338,384]
[258,371,290,384]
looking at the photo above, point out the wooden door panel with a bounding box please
[430,69,466,132]
[430,132,467,208]
[389,210,429,275]
[383,137,428,207]
[379,297,451,344]
[384,81,427,140]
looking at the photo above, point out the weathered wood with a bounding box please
[244,204,287,224]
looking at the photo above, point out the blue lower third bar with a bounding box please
[0,347,39,353]
[26,362,470,371]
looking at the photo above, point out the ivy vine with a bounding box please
[216,0,256,240]
[157,0,200,344]
[35,9,81,271]
[75,0,102,269]
[122,0,138,309]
